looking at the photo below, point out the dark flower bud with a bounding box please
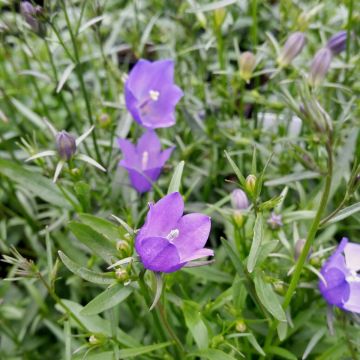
[326,31,347,55]
[20,2,46,37]
[308,48,332,87]
[56,131,77,160]
[277,32,306,66]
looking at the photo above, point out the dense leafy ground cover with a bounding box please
[1,0,360,359]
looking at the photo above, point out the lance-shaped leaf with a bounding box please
[247,214,264,273]
[168,160,185,194]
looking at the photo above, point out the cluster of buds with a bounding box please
[20,1,47,37]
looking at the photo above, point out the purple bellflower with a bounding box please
[319,238,360,313]
[125,59,183,129]
[326,31,347,55]
[118,130,174,193]
[135,192,213,273]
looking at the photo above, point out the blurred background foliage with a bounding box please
[0,0,360,359]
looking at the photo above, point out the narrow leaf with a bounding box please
[56,63,75,93]
[168,161,185,194]
[224,151,246,186]
[247,214,264,273]
[326,202,360,224]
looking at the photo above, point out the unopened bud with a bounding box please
[116,240,130,252]
[273,281,285,295]
[214,8,226,29]
[233,212,244,227]
[277,32,306,67]
[97,113,111,129]
[235,320,246,333]
[245,175,257,195]
[326,31,347,55]
[239,52,256,83]
[56,131,77,160]
[88,335,99,345]
[20,2,46,37]
[308,48,332,87]
[115,268,128,282]
[231,189,249,210]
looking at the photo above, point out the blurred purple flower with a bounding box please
[118,130,174,193]
[267,212,283,229]
[135,192,213,273]
[326,31,347,55]
[319,238,360,313]
[56,131,76,160]
[125,59,183,129]
[308,48,332,86]
[277,32,306,66]
[231,189,249,210]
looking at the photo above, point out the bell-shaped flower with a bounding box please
[124,59,183,129]
[26,120,106,182]
[118,130,174,193]
[319,238,360,313]
[308,47,333,87]
[135,192,213,273]
[326,31,347,55]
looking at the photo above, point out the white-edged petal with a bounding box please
[25,150,57,162]
[76,126,94,146]
[76,153,106,172]
[53,160,65,183]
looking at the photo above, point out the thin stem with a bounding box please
[346,0,353,64]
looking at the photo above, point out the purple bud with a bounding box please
[308,48,332,87]
[231,189,249,210]
[56,131,77,160]
[20,2,46,37]
[326,31,347,55]
[278,32,306,66]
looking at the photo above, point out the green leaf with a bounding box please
[186,0,237,13]
[81,285,132,315]
[58,251,114,285]
[257,241,279,265]
[10,97,45,129]
[78,213,123,241]
[74,182,91,212]
[188,349,236,360]
[182,266,233,284]
[267,346,297,360]
[168,161,185,194]
[0,159,71,209]
[326,202,360,224]
[183,300,208,349]
[224,151,246,186]
[254,272,286,322]
[277,321,287,341]
[68,222,118,264]
[264,171,319,187]
[221,238,245,278]
[302,329,326,359]
[247,214,264,273]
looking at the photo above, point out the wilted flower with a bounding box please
[26,120,106,182]
[231,189,249,210]
[308,47,333,87]
[135,192,213,273]
[20,1,46,37]
[326,31,347,55]
[239,52,256,83]
[118,130,174,193]
[267,212,283,229]
[319,238,360,313]
[277,32,306,67]
[124,59,183,129]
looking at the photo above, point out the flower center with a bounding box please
[141,151,149,169]
[138,90,160,115]
[166,229,179,242]
[346,269,360,282]
[149,89,160,101]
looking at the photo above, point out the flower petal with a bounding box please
[136,130,161,154]
[344,241,360,272]
[159,147,175,166]
[181,248,214,263]
[343,282,360,313]
[118,138,140,167]
[126,59,152,97]
[135,236,182,273]
[172,213,211,261]
[125,85,143,125]
[141,113,176,129]
[120,165,152,193]
[137,192,184,240]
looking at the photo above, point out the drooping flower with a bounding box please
[277,32,306,67]
[118,130,174,193]
[319,238,360,313]
[124,59,183,129]
[308,47,333,87]
[26,119,106,182]
[326,31,347,55]
[135,192,213,273]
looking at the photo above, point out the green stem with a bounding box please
[346,0,353,64]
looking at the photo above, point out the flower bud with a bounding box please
[235,319,246,333]
[308,47,332,87]
[214,8,226,29]
[277,32,306,67]
[231,189,249,210]
[326,31,347,55]
[56,131,77,160]
[267,212,283,230]
[233,212,244,227]
[88,335,100,345]
[239,52,256,83]
[115,268,128,282]
[245,175,257,195]
[20,2,46,37]
[97,113,111,129]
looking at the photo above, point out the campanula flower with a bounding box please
[135,192,213,273]
[118,130,174,193]
[124,59,183,129]
[308,47,332,87]
[277,32,306,67]
[319,238,360,313]
[26,119,106,182]
[326,31,347,55]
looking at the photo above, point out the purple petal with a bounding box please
[159,147,175,166]
[344,241,360,272]
[172,213,211,261]
[135,236,182,273]
[143,167,162,182]
[137,192,184,240]
[181,248,214,263]
[125,85,143,125]
[126,59,152,98]
[136,130,161,154]
[343,282,360,313]
[118,138,138,164]
[120,165,152,193]
[141,113,177,129]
